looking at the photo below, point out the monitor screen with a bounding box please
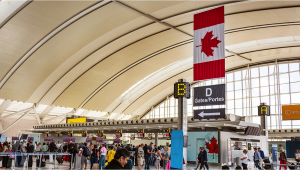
[21,134,28,139]
[45,138,52,141]
[113,139,120,143]
[68,133,72,137]
[12,137,19,140]
[96,138,103,142]
[69,138,75,142]
[82,133,86,137]
[63,138,69,142]
[28,137,34,141]
[55,134,59,137]
[137,133,144,138]
[163,133,170,138]
[116,133,122,137]
[97,133,103,137]
[86,139,92,142]
[44,134,48,137]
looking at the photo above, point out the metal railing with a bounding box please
[263,162,300,170]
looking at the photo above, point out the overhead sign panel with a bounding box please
[282,104,300,120]
[67,117,86,124]
[193,6,225,81]
[258,104,270,116]
[174,82,190,99]
[193,84,225,106]
[193,108,225,119]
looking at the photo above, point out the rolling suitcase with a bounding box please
[36,159,46,167]
[57,156,63,164]
[6,159,12,168]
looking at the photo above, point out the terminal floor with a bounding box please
[7,158,294,170]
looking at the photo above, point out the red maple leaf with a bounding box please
[205,136,218,159]
[196,31,221,57]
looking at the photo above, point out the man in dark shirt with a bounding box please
[145,142,155,170]
[27,141,34,167]
[125,144,131,151]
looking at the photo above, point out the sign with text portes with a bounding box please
[193,84,225,106]
[193,108,225,119]
[174,82,190,99]
[258,104,270,116]
[282,104,300,120]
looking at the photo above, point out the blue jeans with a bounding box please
[90,156,97,169]
[99,155,105,170]
[145,157,151,170]
[255,160,261,170]
[164,160,168,170]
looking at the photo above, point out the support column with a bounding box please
[177,79,188,166]
[155,133,158,146]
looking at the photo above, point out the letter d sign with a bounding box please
[206,88,212,97]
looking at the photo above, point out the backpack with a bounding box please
[235,165,242,170]
[83,147,90,157]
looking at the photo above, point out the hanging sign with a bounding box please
[193,6,225,81]
[193,84,225,106]
[282,104,300,120]
[193,108,225,119]
[258,104,270,116]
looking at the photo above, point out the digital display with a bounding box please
[82,133,86,137]
[28,137,34,141]
[45,138,52,141]
[86,139,92,142]
[69,138,75,142]
[44,134,48,137]
[174,82,190,99]
[116,133,122,137]
[68,133,72,137]
[96,138,103,142]
[258,105,270,116]
[63,138,69,142]
[113,139,120,143]
[55,134,59,137]
[12,137,19,140]
[137,133,144,138]
[163,133,170,138]
[97,133,103,137]
[21,134,28,139]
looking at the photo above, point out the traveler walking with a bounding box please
[90,144,98,169]
[98,144,107,170]
[105,148,130,169]
[279,147,287,170]
[138,144,145,170]
[155,146,163,170]
[200,147,209,170]
[254,148,262,170]
[81,143,90,170]
[145,142,155,170]
[195,147,202,170]
[163,147,170,170]
[27,141,34,167]
[241,149,249,169]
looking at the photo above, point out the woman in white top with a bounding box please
[241,149,249,169]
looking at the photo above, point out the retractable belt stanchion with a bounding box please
[71,153,73,170]
[26,153,29,170]
[53,152,57,169]
[39,153,42,169]
[13,152,16,170]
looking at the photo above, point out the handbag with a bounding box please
[9,151,14,159]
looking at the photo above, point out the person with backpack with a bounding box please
[81,143,90,170]
[98,144,107,169]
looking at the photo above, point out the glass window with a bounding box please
[251,78,260,88]
[235,81,242,90]
[227,109,234,115]
[235,108,242,116]
[252,97,260,107]
[227,82,234,91]
[227,91,234,100]
[289,63,299,72]
[291,82,300,93]
[235,99,242,108]
[260,77,269,87]
[270,96,276,106]
[252,88,260,97]
[235,71,241,81]
[227,73,233,82]
[269,76,275,85]
[279,64,289,73]
[261,96,269,105]
[251,68,259,77]
[261,87,269,96]
[212,79,218,85]
[235,90,243,99]
[280,94,290,105]
[227,100,234,109]
[252,116,261,123]
[260,66,269,77]
[280,84,290,94]
[270,106,276,115]
[290,72,300,82]
[291,93,300,104]
[280,73,289,84]
[269,65,275,75]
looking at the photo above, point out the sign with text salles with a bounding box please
[282,104,300,120]
[193,84,225,106]
[194,108,225,119]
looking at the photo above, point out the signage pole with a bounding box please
[177,79,188,165]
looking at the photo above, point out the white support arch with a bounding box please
[0,99,12,118]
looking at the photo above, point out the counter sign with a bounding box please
[193,84,225,106]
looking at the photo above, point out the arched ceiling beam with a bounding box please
[0,0,112,89]
[39,105,55,119]
[0,107,32,119]
[0,99,12,118]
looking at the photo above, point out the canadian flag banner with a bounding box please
[193,6,225,81]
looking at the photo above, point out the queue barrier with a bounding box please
[263,162,300,170]
[0,152,72,170]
